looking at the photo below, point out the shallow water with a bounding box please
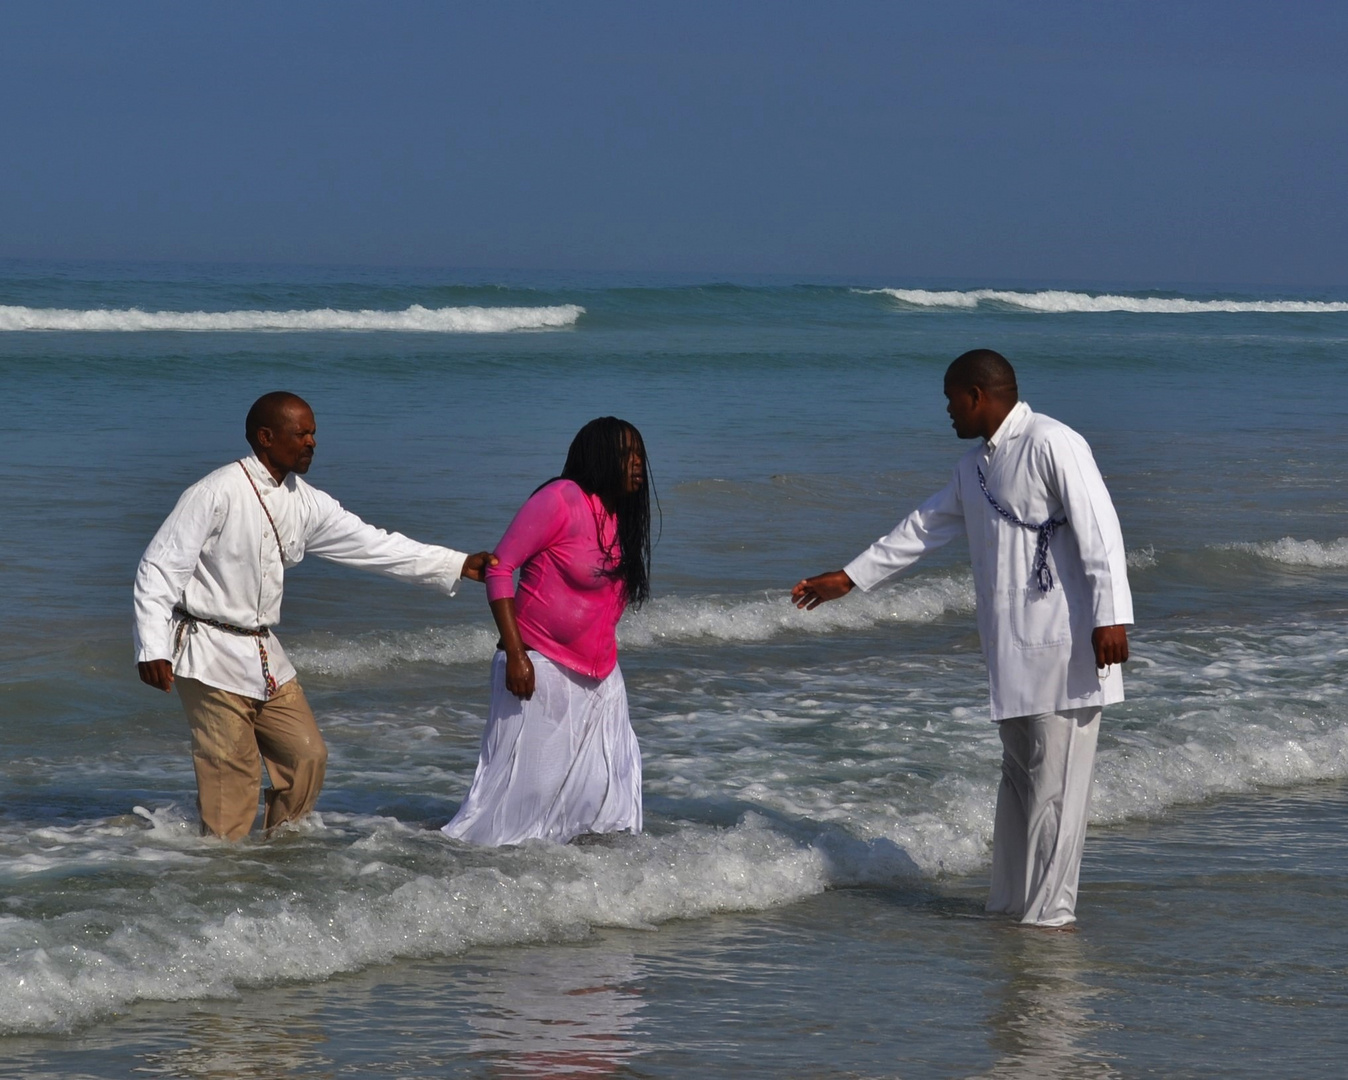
[5,783,1347,1078]
[1,263,1346,1072]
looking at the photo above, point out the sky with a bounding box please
[1,1,1345,288]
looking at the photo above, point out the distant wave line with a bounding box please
[0,303,585,333]
[865,288,1348,314]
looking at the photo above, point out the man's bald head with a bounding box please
[246,392,310,452]
[944,350,1018,403]
[942,350,1019,441]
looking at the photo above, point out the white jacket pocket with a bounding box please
[1010,586,1070,649]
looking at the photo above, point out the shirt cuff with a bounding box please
[435,549,467,596]
[842,553,884,592]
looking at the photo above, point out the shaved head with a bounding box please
[944,350,1018,402]
[245,391,310,451]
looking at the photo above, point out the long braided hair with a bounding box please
[558,417,655,607]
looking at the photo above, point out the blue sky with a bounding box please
[2,1,1345,287]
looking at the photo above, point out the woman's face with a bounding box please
[621,432,645,495]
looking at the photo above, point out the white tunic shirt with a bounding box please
[134,455,467,699]
[844,402,1133,721]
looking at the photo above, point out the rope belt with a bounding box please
[976,466,1066,593]
[173,604,279,698]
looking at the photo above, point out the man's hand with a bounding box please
[504,649,536,700]
[461,551,498,583]
[138,659,175,693]
[1092,625,1129,668]
[792,570,855,610]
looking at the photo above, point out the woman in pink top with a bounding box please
[443,417,652,846]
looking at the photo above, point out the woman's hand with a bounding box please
[489,596,536,699]
[504,649,536,700]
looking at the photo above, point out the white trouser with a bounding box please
[987,706,1101,927]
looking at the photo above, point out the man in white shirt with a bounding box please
[134,391,493,841]
[792,350,1132,927]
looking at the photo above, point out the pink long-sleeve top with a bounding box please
[485,479,627,679]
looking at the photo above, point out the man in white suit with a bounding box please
[793,350,1132,927]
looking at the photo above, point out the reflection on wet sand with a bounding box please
[465,945,647,1078]
[977,928,1120,1080]
[135,1005,330,1079]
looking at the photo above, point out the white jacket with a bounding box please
[844,402,1133,720]
[134,455,466,698]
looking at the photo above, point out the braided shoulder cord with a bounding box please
[238,460,287,559]
[225,459,288,697]
[976,465,1066,593]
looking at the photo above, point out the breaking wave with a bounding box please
[6,611,1348,1033]
[288,576,979,677]
[0,304,585,333]
[866,288,1348,314]
[1223,537,1348,568]
[7,639,1348,1034]
[0,812,846,1033]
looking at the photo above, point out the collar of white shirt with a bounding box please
[985,400,1031,454]
[241,453,282,489]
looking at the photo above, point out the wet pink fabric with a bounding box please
[485,479,627,679]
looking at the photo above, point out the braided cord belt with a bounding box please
[173,605,279,698]
[976,465,1066,593]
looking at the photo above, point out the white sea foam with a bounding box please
[1090,624,1348,821]
[8,591,1348,1034]
[621,577,975,647]
[6,618,1348,1032]
[865,288,1348,314]
[1093,717,1348,824]
[0,303,585,333]
[289,555,1150,677]
[287,576,978,677]
[8,677,1348,1035]
[0,814,832,1033]
[289,625,498,675]
[1126,545,1157,570]
[1222,537,1348,568]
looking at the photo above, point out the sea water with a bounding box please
[1,262,1346,1077]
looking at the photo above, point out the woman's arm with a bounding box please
[490,597,535,699]
[485,482,569,600]
[485,482,573,701]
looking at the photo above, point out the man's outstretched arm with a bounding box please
[304,489,490,594]
[794,478,965,608]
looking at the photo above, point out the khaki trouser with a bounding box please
[176,676,328,841]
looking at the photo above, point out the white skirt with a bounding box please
[442,651,642,846]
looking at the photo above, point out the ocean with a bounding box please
[1,262,1346,1077]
